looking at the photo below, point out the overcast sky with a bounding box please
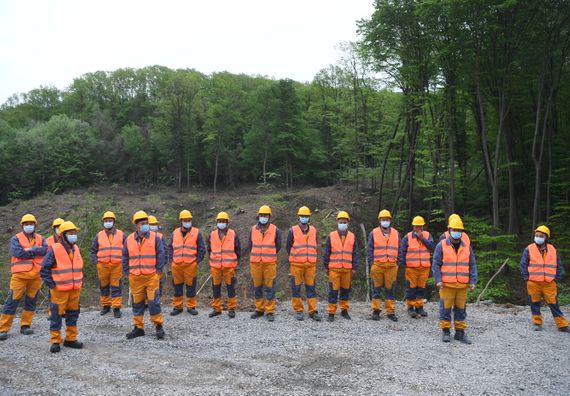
[0,0,375,104]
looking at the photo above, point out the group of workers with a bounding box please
[0,206,568,353]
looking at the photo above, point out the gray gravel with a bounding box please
[0,302,569,395]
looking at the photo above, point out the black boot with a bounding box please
[327,314,335,322]
[372,310,380,321]
[442,329,451,343]
[20,326,34,335]
[113,308,122,318]
[309,312,322,322]
[155,325,165,340]
[559,326,570,333]
[407,307,418,318]
[50,343,61,353]
[387,314,398,322]
[208,310,222,318]
[228,310,236,319]
[250,311,264,319]
[340,310,351,320]
[416,307,428,317]
[170,308,183,316]
[126,327,145,339]
[100,306,111,316]
[266,313,275,322]
[454,329,472,344]
[63,340,84,349]
[187,308,199,316]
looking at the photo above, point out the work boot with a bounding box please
[170,308,183,316]
[408,307,418,318]
[454,330,472,345]
[327,314,335,322]
[416,307,428,317]
[309,312,322,322]
[442,329,451,343]
[20,326,34,335]
[372,310,380,321]
[558,326,570,333]
[155,325,165,340]
[250,311,264,319]
[533,324,543,331]
[208,310,222,318]
[63,340,84,349]
[266,313,275,322]
[228,310,236,319]
[387,314,398,322]
[50,343,61,353]
[113,308,122,318]
[100,306,111,316]
[126,327,145,339]
[295,312,305,321]
[340,310,351,320]
[0,332,8,341]
[187,308,199,316]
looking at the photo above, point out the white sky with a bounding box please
[0,0,375,104]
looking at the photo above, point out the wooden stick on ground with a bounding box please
[476,258,510,306]
[360,223,371,303]
[196,274,212,296]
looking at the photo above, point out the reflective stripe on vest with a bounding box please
[440,241,471,284]
[527,243,557,282]
[289,225,317,264]
[96,229,124,264]
[405,231,431,268]
[127,232,157,275]
[328,231,355,269]
[51,243,84,291]
[372,227,399,263]
[10,232,44,273]
[209,229,238,268]
[250,224,277,263]
[172,227,199,264]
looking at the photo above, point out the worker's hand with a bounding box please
[469,283,476,291]
[351,269,356,276]
[436,282,444,289]
[412,231,417,238]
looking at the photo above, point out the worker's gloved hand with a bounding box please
[436,282,444,289]
[469,283,476,290]
[351,269,356,276]
[412,231,417,238]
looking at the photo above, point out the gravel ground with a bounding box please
[0,301,569,395]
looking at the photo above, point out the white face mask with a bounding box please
[451,231,463,240]
[338,223,348,232]
[103,221,114,230]
[380,220,390,229]
[534,236,546,245]
[23,225,35,234]
[217,222,227,230]
[259,216,269,225]
[149,225,159,232]
[182,221,192,229]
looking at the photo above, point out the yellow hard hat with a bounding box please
[148,215,159,225]
[217,211,230,221]
[102,211,116,220]
[132,210,149,224]
[337,211,350,220]
[412,216,426,226]
[378,209,392,219]
[534,225,551,238]
[59,221,80,234]
[20,214,37,224]
[258,205,272,215]
[297,206,311,216]
[51,218,65,228]
[448,214,461,227]
[449,218,464,231]
[179,209,193,220]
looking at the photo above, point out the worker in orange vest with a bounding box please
[367,209,400,322]
[207,212,241,319]
[323,211,359,322]
[122,210,166,340]
[46,218,65,247]
[40,221,84,353]
[398,216,435,318]
[168,210,206,316]
[0,214,47,341]
[520,225,569,333]
[432,218,477,344]
[90,211,126,318]
[286,206,321,321]
[148,215,168,299]
[249,205,281,322]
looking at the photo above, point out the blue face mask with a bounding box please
[139,224,150,233]
[534,236,546,245]
[103,221,114,230]
[149,225,159,232]
[450,231,463,240]
[217,222,227,230]
[182,222,192,229]
[299,216,310,224]
[23,225,35,234]
[66,234,78,244]
[380,220,390,229]
[338,223,348,232]
[259,216,269,225]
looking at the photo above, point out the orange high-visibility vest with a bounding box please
[444,230,471,244]
[328,231,355,269]
[127,232,157,275]
[51,243,84,291]
[209,229,238,269]
[96,229,124,264]
[527,243,557,283]
[250,224,277,263]
[405,231,431,268]
[46,235,61,248]
[172,227,199,264]
[289,225,317,264]
[440,241,471,284]
[372,227,399,263]
[11,232,44,273]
